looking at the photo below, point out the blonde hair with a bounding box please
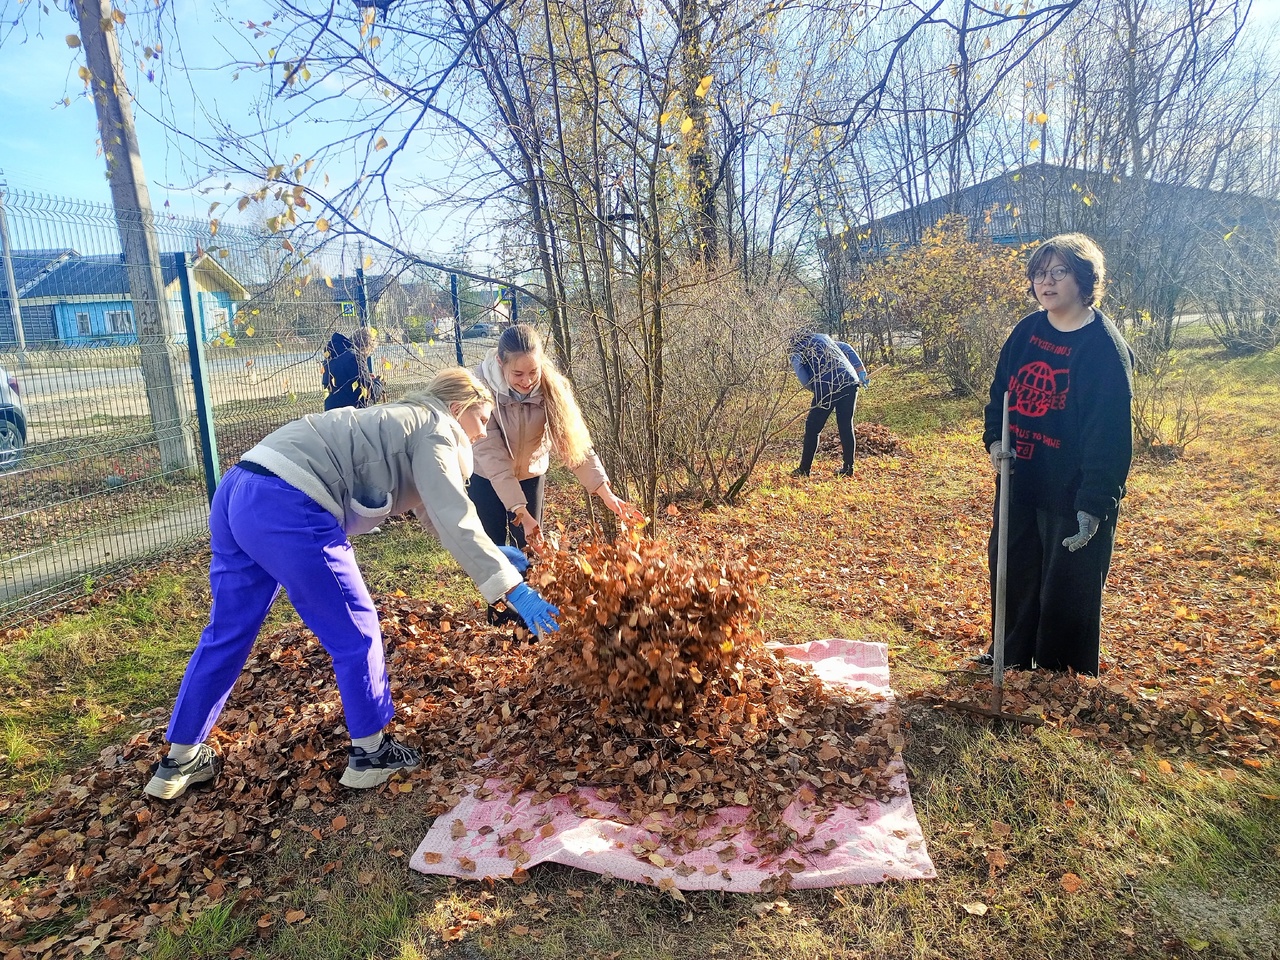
[497,324,593,467]
[420,367,493,415]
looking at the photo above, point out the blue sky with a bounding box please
[2,0,1278,240]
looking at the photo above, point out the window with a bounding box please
[106,310,134,334]
[75,312,91,336]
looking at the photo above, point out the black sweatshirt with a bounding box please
[983,309,1134,521]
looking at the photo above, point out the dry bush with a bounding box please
[571,267,802,508]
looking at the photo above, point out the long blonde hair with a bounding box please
[497,324,592,467]
[419,367,493,415]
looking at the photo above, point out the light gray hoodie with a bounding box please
[240,393,522,603]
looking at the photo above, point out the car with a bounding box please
[0,362,28,470]
[461,322,501,339]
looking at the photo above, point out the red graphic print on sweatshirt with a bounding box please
[1009,361,1069,418]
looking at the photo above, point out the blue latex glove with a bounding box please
[497,545,529,573]
[1062,511,1100,552]
[505,583,560,634]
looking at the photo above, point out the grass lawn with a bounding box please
[2,352,1278,960]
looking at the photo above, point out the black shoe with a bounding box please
[339,735,421,789]
[790,467,810,478]
[836,465,854,477]
[971,653,994,667]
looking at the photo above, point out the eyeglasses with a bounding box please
[1032,265,1071,284]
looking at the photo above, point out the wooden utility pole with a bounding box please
[73,0,195,473]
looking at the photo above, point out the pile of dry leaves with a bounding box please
[810,422,900,459]
[480,533,900,834]
[0,535,902,959]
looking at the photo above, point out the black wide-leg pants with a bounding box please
[988,494,1117,676]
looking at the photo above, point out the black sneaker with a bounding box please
[339,735,421,789]
[790,466,810,478]
[971,653,994,667]
[836,465,854,477]
[144,744,221,801]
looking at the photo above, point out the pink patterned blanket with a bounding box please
[410,639,935,891]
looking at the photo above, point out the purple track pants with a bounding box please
[166,466,393,744]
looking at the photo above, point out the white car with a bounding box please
[0,362,28,470]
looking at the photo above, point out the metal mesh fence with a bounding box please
[0,189,505,626]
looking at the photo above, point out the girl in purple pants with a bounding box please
[144,368,560,800]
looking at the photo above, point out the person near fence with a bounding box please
[143,367,561,801]
[469,323,642,561]
[322,327,384,410]
[788,331,871,478]
[979,233,1134,677]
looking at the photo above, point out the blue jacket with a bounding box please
[790,334,869,404]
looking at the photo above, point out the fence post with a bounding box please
[176,252,221,503]
[355,266,370,327]
[450,273,464,366]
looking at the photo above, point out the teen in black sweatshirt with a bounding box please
[982,234,1134,676]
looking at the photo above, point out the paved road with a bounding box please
[11,337,493,444]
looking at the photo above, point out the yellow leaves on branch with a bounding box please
[65,35,81,48]
[374,136,389,151]
[694,74,713,98]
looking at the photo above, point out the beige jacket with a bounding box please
[471,351,609,512]
[240,394,522,603]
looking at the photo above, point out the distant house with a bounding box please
[0,249,250,348]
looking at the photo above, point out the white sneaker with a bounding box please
[143,744,221,800]
[339,735,421,789]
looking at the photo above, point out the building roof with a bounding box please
[0,249,77,298]
[865,162,1280,250]
[327,273,400,306]
[6,249,249,301]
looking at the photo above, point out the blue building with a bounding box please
[0,249,250,348]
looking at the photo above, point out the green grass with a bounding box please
[859,367,982,436]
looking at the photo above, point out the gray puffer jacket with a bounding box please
[240,394,522,603]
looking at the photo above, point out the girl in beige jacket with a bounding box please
[470,324,642,551]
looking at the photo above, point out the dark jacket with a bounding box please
[322,332,382,410]
[790,334,870,406]
[983,309,1134,520]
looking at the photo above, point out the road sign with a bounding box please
[340,301,356,316]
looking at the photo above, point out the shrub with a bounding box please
[850,216,1029,396]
